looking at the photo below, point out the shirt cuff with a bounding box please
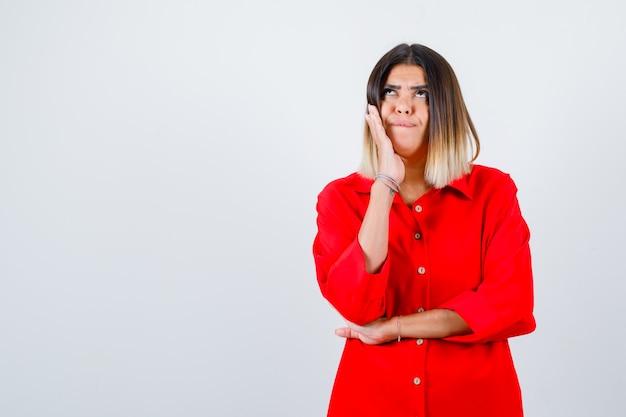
[438,290,501,343]
[326,239,390,324]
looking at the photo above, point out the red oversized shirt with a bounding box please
[313,165,535,417]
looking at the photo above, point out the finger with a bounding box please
[335,327,358,339]
[367,103,380,118]
[365,105,383,130]
[365,107,388,147]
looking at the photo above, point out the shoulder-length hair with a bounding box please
[359,43,480,188]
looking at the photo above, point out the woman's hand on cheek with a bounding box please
[366,104,405,185]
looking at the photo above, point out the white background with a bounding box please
[1,0,625,416]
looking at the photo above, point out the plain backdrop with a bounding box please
[1,0,625,416]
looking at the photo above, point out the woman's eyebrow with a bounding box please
[384,84,429,90]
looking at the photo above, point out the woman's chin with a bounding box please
[391,143,428,161]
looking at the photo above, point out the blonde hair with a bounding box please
[359,44,480,188]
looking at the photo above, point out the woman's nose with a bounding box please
[395,97,411,114]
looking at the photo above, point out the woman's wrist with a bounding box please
[396,316,401,342]
[374,172,400,195]
[384,316,401,343]
[370,179,396,203]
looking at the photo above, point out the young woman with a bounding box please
[313,43,535,417]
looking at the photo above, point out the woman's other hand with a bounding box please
[335,317,395,345]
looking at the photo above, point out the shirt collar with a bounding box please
[446,172,473,200]
[350,173,474,200]
[352,171,474,200]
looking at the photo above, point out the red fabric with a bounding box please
[313,165,535,417]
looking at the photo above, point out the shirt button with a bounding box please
[417,266,426,275]
[414,232,422,240]
[416,338,424,345]
[414,205,423,213]
[417,307,425,313]
[413,377,422,385]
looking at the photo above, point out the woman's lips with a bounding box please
[390,120,415,127]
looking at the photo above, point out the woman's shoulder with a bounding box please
[318,172,373,196]
[465,164,519,197]
[469,164,516,185]
[470,164,510,178]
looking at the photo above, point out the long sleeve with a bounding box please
[439,174,535,343]
[313,175,389,324]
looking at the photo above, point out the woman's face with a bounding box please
[379,64,430,163]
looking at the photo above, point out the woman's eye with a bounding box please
[415,90,429,98]
[383,88,396,96]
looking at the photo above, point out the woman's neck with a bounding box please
[399,163,431,206]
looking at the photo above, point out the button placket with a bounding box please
[411,200,427,402]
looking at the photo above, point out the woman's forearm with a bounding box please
[398,309,471,339]
[336,308,472,345]
[357,180,395,273]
